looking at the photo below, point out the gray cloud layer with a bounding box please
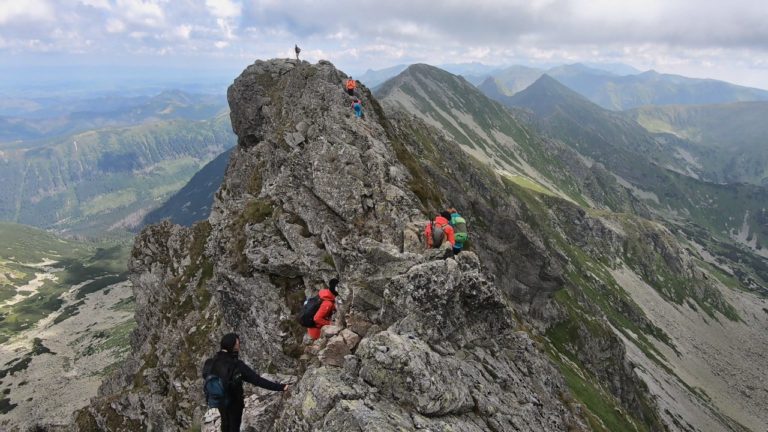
[2,0,767,87]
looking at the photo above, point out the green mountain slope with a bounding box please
[142,147,232,227]
[504,75,768,253]
[0,222,134,424]
[0,222,129,343]
[628,102,768,185]
[378,63,766,430]
[0,114,236,236]
[377,64,645,215]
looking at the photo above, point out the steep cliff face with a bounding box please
[75,59,596,431]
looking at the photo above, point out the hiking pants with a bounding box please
[219,403,244,432]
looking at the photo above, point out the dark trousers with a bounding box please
[219,403,244,432]
[346,88,355,96]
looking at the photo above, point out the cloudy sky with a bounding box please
[2,0,768,89]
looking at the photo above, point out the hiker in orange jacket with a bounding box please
[307,279,338,340]
[345,77,357,96]
[424,211,455,250]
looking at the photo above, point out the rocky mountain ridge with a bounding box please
[74,58,596,431]
[73,59,767,432]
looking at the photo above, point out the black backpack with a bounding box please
[202,357,238,408]
[431,221,446,248]
[297,296,322,327]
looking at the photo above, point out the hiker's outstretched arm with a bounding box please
[239,362,285,391]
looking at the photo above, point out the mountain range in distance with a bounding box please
[360,61,768,110]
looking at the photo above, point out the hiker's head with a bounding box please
[220,333,240,352]
[328,278,339,296]
[447,207,458,214]
[440,211,451,220]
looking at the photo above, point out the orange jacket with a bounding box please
[307,288,336,340]
[346,79,356,90]
[424,216,455,248]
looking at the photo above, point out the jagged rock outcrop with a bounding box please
[75,60,664,431]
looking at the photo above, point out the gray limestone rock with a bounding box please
[75,59,611,431]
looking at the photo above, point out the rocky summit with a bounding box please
[70,58,702,432]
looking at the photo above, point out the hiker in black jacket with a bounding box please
[203,333,288,432]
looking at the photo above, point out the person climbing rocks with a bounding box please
[425,211,455,258]
[345,77,357,96]
[294,44,301,60]
[306,278,338,340]
[447,207,469,255]
[351,99,363,118]
[202,333,288,432]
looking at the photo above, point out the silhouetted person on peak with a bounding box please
[295,44,301,60]
[202,333,288,432]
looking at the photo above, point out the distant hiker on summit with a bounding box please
[298,278,338,340]
[202,333,288,432]
[294,44,301,60]
[345,77,357,96]
[352,99,363,118]
[425,211,456,258]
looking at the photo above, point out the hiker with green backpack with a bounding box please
[425,211,456,258]
[202,333,288,432]
[447,208,469,255]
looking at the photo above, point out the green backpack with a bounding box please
[452,215,468,243]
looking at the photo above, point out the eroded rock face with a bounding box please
[76,59,591,431]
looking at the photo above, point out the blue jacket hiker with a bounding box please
[352,99,363,118]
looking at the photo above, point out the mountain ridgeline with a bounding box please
[74,60,768,432]
[478,63,768,110]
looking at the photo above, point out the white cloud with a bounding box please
[106,19,127,33]
[214,40,229,49]
[79,0,111,10]
[0,0,54,24]
[175,24,192,40]
[205,0,241,19]
[115,0,165,28]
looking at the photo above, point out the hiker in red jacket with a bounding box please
[307,278,338,340]
[424,211,455,250]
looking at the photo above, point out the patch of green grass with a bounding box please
[80,320,135,358]
[554,358,646,432]
[501,173,556,197]
[110,296,135,313]
[0,397,17,414]
[82,190,138,216]
[0,357,32,379]
[75,273,128,300]
[53,300,86,325]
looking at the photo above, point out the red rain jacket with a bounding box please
[307,288,336,340]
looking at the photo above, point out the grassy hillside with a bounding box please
[628,102,768,185]
[377,65,644,215]
[143,147,232,226]
[502,75,768,252]
[0,222,130,343]
[0,114,236,236]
